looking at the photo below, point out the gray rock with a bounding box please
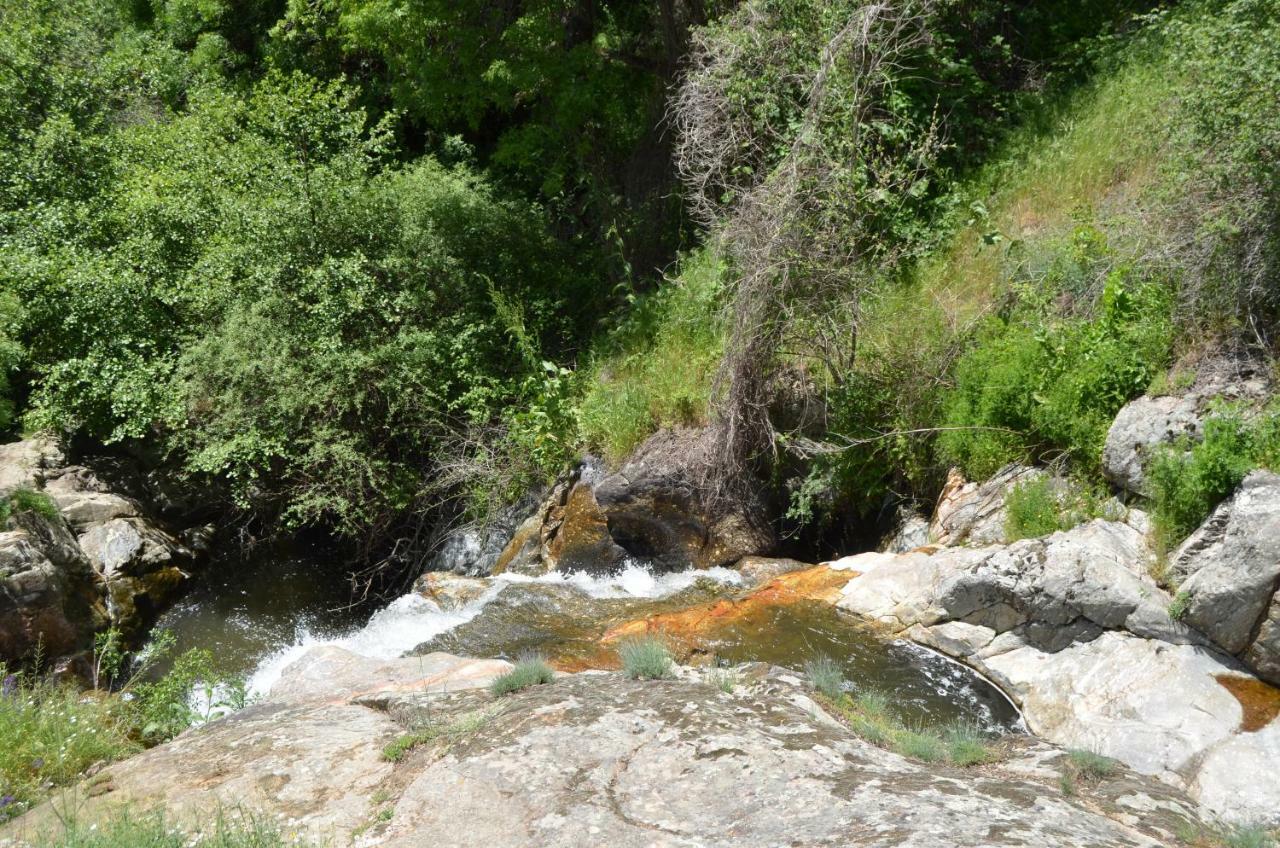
[50,492,142,529]
[929,464,1044,546]
[0,511,106,664]
[884,508,930,552]
[77,518,188,579]
[837,519,1192,647]
[733,555,811,585]
[1171,471,1280,659]
[0,438,64,495]
[0,650,1205,847]
[1103,394,1203,495]
[1102,367,1270,496]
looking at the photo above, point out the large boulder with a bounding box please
[0,438,64,495]
[1,649,1206,847]
[0,510,107,664]
[1168,470,1280,679]
[1102,365,1270,496]
[835,519,1192,647]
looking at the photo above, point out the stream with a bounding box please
[153,549,1022,732]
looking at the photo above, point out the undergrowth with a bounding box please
[29,804,308,847]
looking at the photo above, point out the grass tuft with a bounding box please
[382,708,498,763]
[1064,748,1120,783]
[803,655,845,700]
[618,637,674,681]
[706,667,739,694]
[489,656,555,697]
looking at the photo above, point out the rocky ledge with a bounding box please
[1,648,1207,847]
[0,437,210,669]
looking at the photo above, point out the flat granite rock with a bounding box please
[1,651,1203,848]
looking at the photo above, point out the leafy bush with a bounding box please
[1004,477,1111,542]
[1147,405,1270,550]
[0,668,139,823]
[617,637,673,681]
[940,265,1172,480]
[489,657,555,697]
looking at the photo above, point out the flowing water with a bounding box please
[153,549,1021,732]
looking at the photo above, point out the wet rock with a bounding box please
[1,651,1206,847]
[428,496,544,577]
[75,518,194,640]
[582,428,773,571]
[732,555,810,585]
[490,513,544,575]
[1169,471,1280,665]
[929,464,1044,547]
[412,571,491,610]
[542,481,628,574]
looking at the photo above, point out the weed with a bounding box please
[489,656,554,697]
[34,803,306,846]
[944,723,997,767]
[618,637,674,681]
[1168,589,1192,622]
[382,707,498,763]
[803,655,845,700]
[1062,748,1120,787]
[706,667,739,694]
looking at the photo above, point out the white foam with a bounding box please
[243,563,741,696]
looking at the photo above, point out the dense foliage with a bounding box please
[2,0,1279,559]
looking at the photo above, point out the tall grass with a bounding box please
[577,247,725,462]
[0,670,138,823]
[33,805,306,847]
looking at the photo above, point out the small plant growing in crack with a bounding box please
[490,654,555,696]
[382,706,500,763]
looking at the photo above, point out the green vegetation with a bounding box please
[577,248,724,462]
[29,805,307,847]
[1059,748,1120,796]
[617,637,674,681]
[0,489,60,525]
[706,667,739,694]
[489,657,555,697]
[1168,590,1193,621]
[1148,403,1280,550]
[0,630,251,822]
[815,681,1000,767]
[0,669,139,823]
[803,655,846,701]
[1004,478,1112,542]
[382,707,497,763]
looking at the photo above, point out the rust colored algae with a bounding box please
[1216,674,1280,732]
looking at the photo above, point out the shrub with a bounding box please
[489,657,555,697]
[940,267,1173,480]
[803,655,846,701]
[617,637,673,681]
[0,668,139,823]
[1004,479,1064,541]
[1147,404,1268,549]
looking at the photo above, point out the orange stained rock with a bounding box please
[600,565,858,647]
